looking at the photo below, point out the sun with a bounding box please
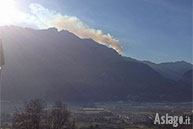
[0,0,24,25]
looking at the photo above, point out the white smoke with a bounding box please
[0,1,122,53]
[29,4,122,53]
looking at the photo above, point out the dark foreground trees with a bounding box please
[12,99,75,129]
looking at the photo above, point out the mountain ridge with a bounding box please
[0,26,192,102]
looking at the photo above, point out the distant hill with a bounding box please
[0,26,191,102]
[183,69,193,80]
[142,61,192,81]
[123,57,193,81]
[178,69,192,87]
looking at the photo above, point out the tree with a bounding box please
[12,99,45,129]
[45,101,72,129]
[12,99,74,129]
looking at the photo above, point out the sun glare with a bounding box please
[0,0,24,25]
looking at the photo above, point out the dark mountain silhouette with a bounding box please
[0,26,191,102]
[124,57,192,87]
[143,61,192,81]
[178,69,192,87]
[183,70,192,80]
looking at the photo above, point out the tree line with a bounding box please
[12,99,75,129]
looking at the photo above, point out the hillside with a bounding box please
[143,61,192,81]
[0,26,191,102]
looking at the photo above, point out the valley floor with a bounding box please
[1,102,192,129]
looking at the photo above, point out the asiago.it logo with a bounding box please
[154,113,191,127]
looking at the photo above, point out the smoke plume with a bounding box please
[29,4,122,53]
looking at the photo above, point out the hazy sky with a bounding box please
[2,0,192,63]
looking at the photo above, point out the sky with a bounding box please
[0,0,192,63]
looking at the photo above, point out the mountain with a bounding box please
[0,26,191,102]
[123,56,192,83]
[143,61,192,81]
[182,70,192,80]
[178,69,192,87]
